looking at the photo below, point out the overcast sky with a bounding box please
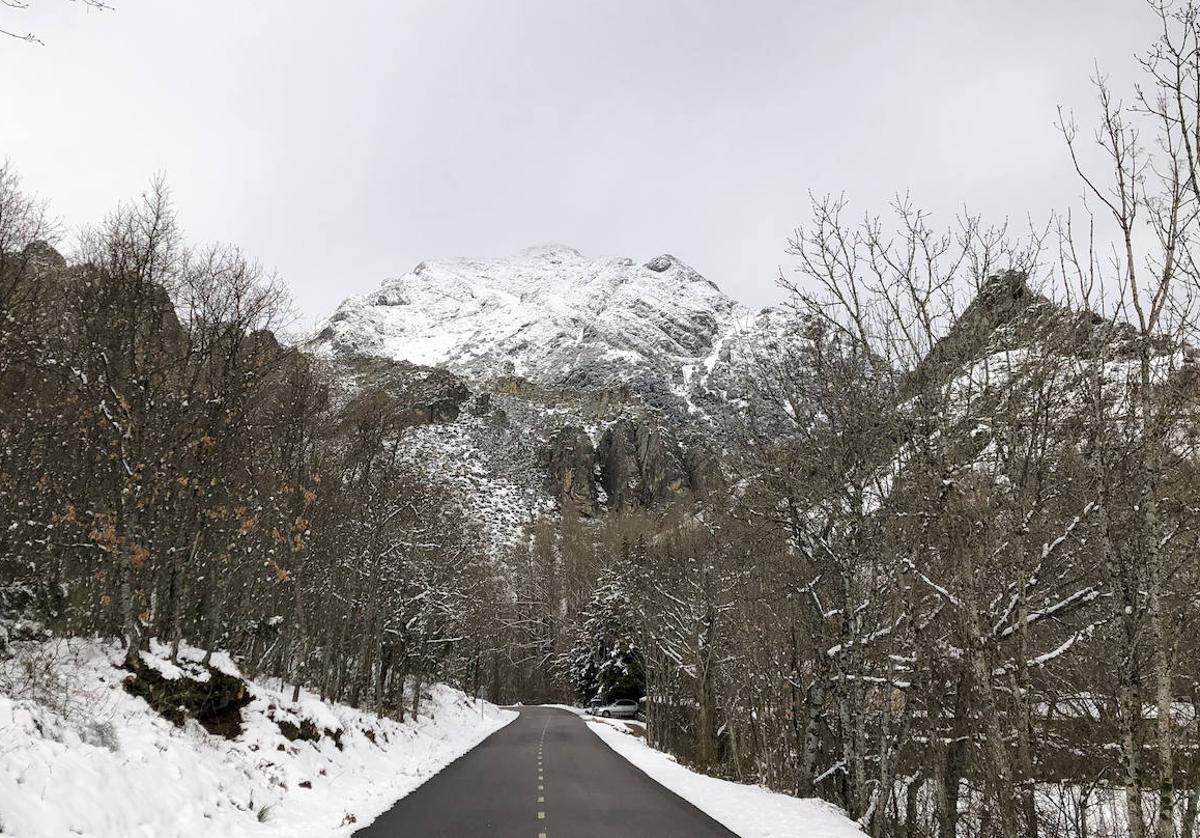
[0,1,1161,327]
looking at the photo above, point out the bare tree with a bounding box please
[1,0,112,45]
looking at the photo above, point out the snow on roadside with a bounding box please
[587,718,864,838]
[0,638,515,838]
[532,703,586,716]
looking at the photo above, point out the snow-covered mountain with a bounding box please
[307,245,787,424]
[307,250,1189,562]
[305,245,818,552]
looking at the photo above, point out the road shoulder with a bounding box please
[585,718,864,838]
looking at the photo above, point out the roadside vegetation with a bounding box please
[0,170,506,721]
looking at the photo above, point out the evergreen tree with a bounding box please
[566,554,644,703]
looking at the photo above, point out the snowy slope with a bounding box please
[394,405,555,555]
[0,639,515,838]
[307,245,798,425]
[309,245,736,384]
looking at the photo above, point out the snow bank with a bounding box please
[587,718,863,838]
[0,638,515,838]
[533,702,586,716]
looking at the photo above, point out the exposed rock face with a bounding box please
[910,269,1169,400]
[632,422,688,504]
[545,426,598,514]
[392,366,470,425]
[596,421,641,511]
[22,240,67,270]
[913,270,1036,389]
[334,355,471,427]
[682,441,721,496]
[597,419,689,511]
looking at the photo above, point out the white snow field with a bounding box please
[587,717,864,838]
[0,638,515,838]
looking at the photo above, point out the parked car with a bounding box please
[593,698,640,719]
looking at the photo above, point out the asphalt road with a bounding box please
[353,706,738,838]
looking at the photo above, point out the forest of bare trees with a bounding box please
[0,168,507,721]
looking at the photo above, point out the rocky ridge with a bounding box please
[307,252,1200,555]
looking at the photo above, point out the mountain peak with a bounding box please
[307,248,752,418]
[643,254,678,272]
[518,243,584,261]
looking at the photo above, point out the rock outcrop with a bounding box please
[597,419,689,511]
[123,654,251,739]
[545,426,598,514]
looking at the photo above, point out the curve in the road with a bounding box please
[354,706,738,838]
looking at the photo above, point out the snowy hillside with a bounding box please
[0,639,515,838]
[307,245,794,425]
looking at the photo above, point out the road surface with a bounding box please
[353,706,738,838]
